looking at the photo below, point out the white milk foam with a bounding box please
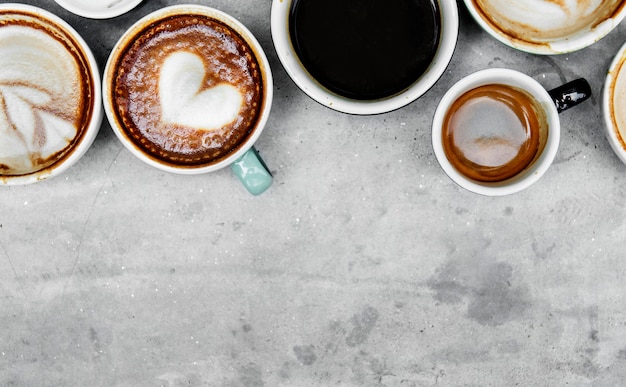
[0,25,82,174]
[159,51,243,131]
[476,0,621,40]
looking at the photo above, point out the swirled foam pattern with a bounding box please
[472,0,623,41]
[0,12,91,176]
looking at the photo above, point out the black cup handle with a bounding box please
[548,78,592,113]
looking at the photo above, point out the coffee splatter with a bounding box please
[293,345,317,366]
[237,363,264,387]
[428,259,531,326]
[466,262,530,326]
[427,260,469,304]
[346,306,379,347]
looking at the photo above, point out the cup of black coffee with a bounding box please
[0,4,102,185]
[271,0,459,115]
[103,5,273,195]
[432,68,591,196]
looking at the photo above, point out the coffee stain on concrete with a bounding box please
[293,345,317,366]
[428,258,531,326]
[345,306,380,347]
[427,260,469,304]
[467,262,530,326]
[237,363,264,387]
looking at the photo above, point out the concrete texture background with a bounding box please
[1,0,626,386]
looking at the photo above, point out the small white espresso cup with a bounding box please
[270,0,459,115]
[432,68,590,196]
[0,3,102,185]
[603,42,626,165]
[103,5,274,195]
[463,0,626,55]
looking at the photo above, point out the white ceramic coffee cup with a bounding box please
[103,5,274,195]
[270,0,459,115]
[603,42,626,165]
[0,3,102,185]
[432,68,591,196]
[463,0,626,55]
[54,0,142,19]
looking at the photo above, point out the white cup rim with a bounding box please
[603,41,626,164]
[270,0,459,115]
[102,4,273,175]
[54,0,143,19]
[0,3,103,185]
[432,68,561,196]
[462,0,626,55]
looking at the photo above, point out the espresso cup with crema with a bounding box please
[270,0,459,115]
[103,5,273,195]
[0,3,102,185]
[463,0,626,55]
[603,42,626,164]
[432,68,591,196]
[54,0,143,19]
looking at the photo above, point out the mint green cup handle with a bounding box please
[230,147,273,195]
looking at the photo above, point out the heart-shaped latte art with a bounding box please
[159,51,243,131]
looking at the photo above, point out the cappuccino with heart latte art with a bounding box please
[108,13,264,167]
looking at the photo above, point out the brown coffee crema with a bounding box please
[470,0,625,45]
[442,84,547,182]
[0,10,95,176]
[111,15,263,167]
[609,54,626,152]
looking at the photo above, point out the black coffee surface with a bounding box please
[289,0,440,100]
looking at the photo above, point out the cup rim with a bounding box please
[0,3,103,185]
[102,4,273,175]
[431,68,561,196]
[53,0,143,19]
[270,0,459,115]
[462,0,626,55]
[603,41,626,164]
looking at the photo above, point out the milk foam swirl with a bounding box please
[474,0,623,40]
[0,23,84,175]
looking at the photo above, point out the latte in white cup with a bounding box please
[603,42,626,165]
[464,0,626,54]
[0,4,102,185]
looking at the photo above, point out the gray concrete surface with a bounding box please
[2,0,626,386]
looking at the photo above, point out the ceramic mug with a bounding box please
[432,68,591,196]
[103,5,273,195]
[270,0,459,115]
[0,3,102,185]
[463,0,626,55]
[603,42,626,165]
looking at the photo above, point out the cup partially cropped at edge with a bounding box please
[54,0,143,19]
[102,4,273,195]
[463,0,626,55]
[603,42,626,165]
[0,3,102,185]
[432,68,591,196]
[270,0,459,115]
